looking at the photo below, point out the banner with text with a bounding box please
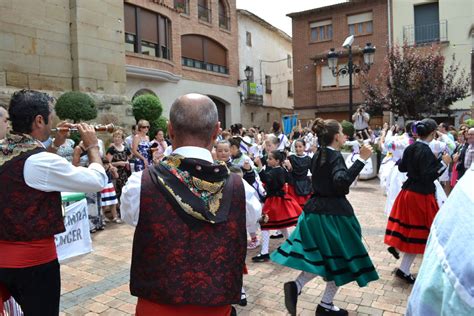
[55,199,92,262]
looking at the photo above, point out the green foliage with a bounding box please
[150,116,168,139]
[132,94,163,123]
[362,44,471,120]
[341,120,355,137]
[55,91,97,123]
[465,119,474,128]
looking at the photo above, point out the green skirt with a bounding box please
[270,212,379,287]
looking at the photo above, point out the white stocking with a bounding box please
[400,253,416,275]
[295,271,317,293]
[261,230,270,255]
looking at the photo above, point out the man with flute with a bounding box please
[0,89,108,315]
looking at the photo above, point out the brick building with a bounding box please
[288,0,388,123]
[0,0,240,128]
[125,0,240,128]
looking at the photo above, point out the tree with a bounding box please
[362,44,471,120]
[132,94,163,123]
[150,116,168,139]
[55,91,97,123]
[341,120,355,137]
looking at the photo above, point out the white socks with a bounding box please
[261,230,270,255]
[320,281,340,311]
[295,271,317,293]
[400,253,416,275]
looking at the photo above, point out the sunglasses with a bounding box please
[140,126,150,129]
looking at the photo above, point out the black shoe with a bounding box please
[395,268,416,284]
[388,246,400,259]
[316,304,348,316]
[251,253,270,262]
[238,291,247,306]
[284,281,298,316]
[231,306,237,316]
[270,233,284,239]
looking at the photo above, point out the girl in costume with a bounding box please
[271,118,379,316]
[344,138,373,186]
[285,139,312,208]
[216,140,265,250]
[385,119,451,284]
[252,150,302,263]
[382,123,415,216]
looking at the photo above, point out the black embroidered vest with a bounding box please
[130,161,247,306]
[0,148,64,241]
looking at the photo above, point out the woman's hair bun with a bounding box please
[311,118,326,136]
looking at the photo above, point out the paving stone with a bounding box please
[58,179,419,315]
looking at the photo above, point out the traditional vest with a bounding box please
[0,147,64,241]
[130,157,247,306]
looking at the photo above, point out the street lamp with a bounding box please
[237,66,253,85]
[327,36,376,121]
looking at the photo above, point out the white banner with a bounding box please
[55,199,92,262]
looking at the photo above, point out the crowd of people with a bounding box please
[0,90,473,316]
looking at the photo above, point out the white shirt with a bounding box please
[353,112,370,130]
[24,150,108,193]
[121,146,256,227]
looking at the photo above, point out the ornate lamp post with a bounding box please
[327,36,376,121]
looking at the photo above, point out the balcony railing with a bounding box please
[198,5,211,23]
[403,20,448,46]
[244,94,263,106]
[219,14,230,30]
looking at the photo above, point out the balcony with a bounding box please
[403,20,448,46]
[219,14,230,30]
[244,94,263,106]
[198,5,211,23]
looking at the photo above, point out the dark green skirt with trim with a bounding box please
[270,212,379,287]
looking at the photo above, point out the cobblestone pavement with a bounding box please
[59,179,419,315]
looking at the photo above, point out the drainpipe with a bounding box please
[387,0,393,124]
[387,0,392,48]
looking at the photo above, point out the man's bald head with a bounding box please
[169,94,219,148]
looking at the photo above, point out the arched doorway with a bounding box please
[208,96,227,128]
[132,89,156,101]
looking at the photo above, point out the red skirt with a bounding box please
[384,189,439,254]
[261,195,302,230]
[136,298,232,316]
[287,184,311,208]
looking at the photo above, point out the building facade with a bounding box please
[288,0,388,123]
[237,9,294,131]
[391,0,473,125]
[125,0,240,128]
[0,0,240,128]
[0,0,129,121]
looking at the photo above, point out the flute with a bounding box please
[51,124,116,133]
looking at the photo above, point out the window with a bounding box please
[181,34,228,74]
[320,64,350,89]
[251,112,254,122]
[198,0,211,23]
[414,3,440,44]
[218,0,230,30]
[124,4,171,60]
[265,75,272,94]
[288,80,294,97]
[347,12,373,36]
[310,20,332,42]
[246,31,252,47]
[266,113,270,122]
[174,0,189,15]
[287,55,292,68]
